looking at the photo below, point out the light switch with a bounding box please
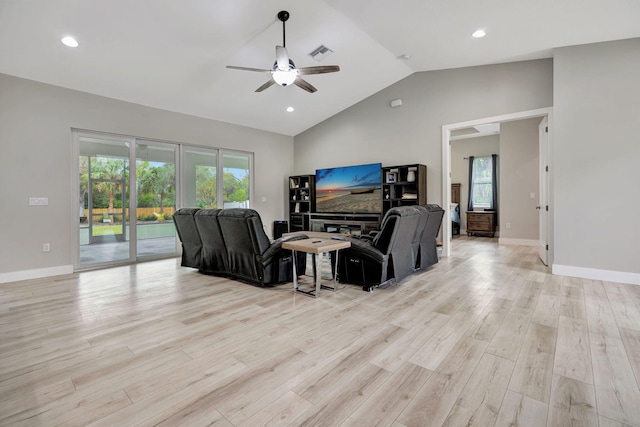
[529,192,535,199]
[29,197,49,206]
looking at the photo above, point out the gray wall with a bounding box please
[0,73,293,278]
[499,118,541,241]
[294,59,553,207]
[553,38,640,275]
[450,135,500,232]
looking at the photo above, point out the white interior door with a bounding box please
[538,117,549,265]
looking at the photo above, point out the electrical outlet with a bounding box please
[42,243,50,252]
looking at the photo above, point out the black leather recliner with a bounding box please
[416,204,445,270]
[333,206,423,291]
[173,208,203,268]
[175,208,307,286]
[194,209,228,275]
[411,206,430,271]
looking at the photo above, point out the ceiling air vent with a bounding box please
[309,45,333,62]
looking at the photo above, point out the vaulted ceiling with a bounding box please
[1,0,639,136]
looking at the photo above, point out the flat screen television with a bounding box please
[315,163,382,213]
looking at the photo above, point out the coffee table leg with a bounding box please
[292,250,299,292]
[333,249,340,291]
[314,253,321,297]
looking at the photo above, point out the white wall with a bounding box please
[0,73,294,281]
[294,59,553,207]
[450,135,500,232]
[499,118,541,241]
[553,38,640,282]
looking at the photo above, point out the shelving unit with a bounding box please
[288,175,315,232]
[381,164,427,214]
[309,213,381,236]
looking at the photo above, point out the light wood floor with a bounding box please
[2,237,640,426]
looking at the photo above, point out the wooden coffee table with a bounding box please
[282,238,351,298]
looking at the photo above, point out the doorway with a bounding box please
[441,108,553,264]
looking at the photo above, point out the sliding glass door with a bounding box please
[135,141,178,258]
[74,131,253,271]
[77,134,133,267]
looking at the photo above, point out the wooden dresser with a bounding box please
[466,211,496,237]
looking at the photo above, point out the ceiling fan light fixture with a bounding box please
[272,69,298,86]
[226,10,339,93]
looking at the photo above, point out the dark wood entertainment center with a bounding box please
[288,163,426,234]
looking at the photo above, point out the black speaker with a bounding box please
[273,220,288,239]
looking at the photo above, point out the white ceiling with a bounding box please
[1,0,639,136]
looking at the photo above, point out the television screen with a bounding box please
[315,163,382,213]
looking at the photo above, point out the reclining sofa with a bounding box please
[332,204,444,291]
[173,208,307,286]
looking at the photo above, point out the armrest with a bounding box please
[338,238,386,263]
[358,232,376,241]
[260,234,308,264]
[277,234,308,243]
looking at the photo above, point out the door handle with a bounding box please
[535,206,541,209]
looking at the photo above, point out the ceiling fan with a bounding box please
[226,11,340,93]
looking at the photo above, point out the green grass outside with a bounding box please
[82,223,176,244]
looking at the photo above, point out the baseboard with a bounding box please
[459,229,501,238]
[552,264,640,286]
[0,265,74,284]
[498,238,538,247]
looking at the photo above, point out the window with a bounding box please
[181,148,252,209]
[222,152,250,208]
[469,155,497,210]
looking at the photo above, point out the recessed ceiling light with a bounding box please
[286,106,295,113]
[61,36,79,47]
[472,30,486,38]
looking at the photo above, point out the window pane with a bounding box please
[472,183,492,207]
[222,152,250,208]
[472,156,493,208]
[184,148,217,208]
[136,142,177,258]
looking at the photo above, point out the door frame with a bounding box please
[538,116,549,265]
[441,107,554,264]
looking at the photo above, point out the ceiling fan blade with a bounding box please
[297,65,340,75]
[276,45,289,71]
[226,65,271,73]
[294,78,317,93]
[255,79,276,92]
